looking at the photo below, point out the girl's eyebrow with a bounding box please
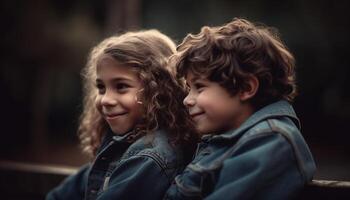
[111,77,134,82]
[96,77,134,83]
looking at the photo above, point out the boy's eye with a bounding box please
[194,82,206,91]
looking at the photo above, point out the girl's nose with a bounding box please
[183,93,195,107]
[101,92,118,106]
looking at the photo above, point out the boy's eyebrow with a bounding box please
[188,76,200,83]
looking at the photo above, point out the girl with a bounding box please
[47,30,196,200]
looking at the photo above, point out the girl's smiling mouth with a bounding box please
[105,112,128,119]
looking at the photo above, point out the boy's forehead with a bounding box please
[185,71,197,81]
[185,71,206,82]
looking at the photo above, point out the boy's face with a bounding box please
[95,55,143,135]
[184,71,251,135]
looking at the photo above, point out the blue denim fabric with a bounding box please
[164,101,316,200]
[47,129,185,200]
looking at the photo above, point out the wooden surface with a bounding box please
[1,160,350,200]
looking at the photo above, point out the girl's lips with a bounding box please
[105,113,127,119]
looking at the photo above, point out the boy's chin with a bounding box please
[196,125,231,136]
[196,126,215,135]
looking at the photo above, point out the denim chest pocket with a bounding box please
[176,148,226,198]
[99,149,172,195]
[175,166,220,198]
[192,145,230,171]
[95,149,141,196]
[95,160,118,196]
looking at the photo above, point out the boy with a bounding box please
[165,18,316,199]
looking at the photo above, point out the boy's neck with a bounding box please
[227,102,255,134]
[235,102,255,129]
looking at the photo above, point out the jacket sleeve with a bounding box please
[46,164,90,200]
[97,155,172,200]
[205,133,306,200]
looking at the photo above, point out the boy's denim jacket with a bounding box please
[47,129,185,200]
[165,100,316,200]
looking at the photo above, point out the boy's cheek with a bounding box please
[193,114,213,134]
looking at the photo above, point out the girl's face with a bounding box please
[95,55,143,135]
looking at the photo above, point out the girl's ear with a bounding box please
[135,88,144,104]
[240,75,259,101]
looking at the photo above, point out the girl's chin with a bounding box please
[109,125,132,135]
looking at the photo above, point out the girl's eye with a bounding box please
[96,83,105,94]
[115,83,130,92]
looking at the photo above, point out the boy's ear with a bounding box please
[239,75,259,101]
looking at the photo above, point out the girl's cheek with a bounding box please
[95,96,102,110]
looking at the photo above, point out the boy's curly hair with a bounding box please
[79,30,197,157]
[174,18,297,109]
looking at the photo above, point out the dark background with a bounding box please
[1,0,349,180]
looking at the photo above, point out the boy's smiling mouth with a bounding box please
[190,111,205,120]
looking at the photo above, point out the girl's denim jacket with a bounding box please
[165,100,316,200]
[47,129,185,200]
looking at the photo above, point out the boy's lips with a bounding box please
[190,112,205,119]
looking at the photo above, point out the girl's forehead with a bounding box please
[97,54,120,65]
[96,54,143,81]
[96,54,133,71]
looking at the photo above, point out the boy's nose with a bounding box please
[183,94,195,107]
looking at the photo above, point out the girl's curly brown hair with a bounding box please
[79,30,197,157]
[174,18,297,109]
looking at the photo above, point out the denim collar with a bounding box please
[112,130,137,143]
[202,100,300,141]
[94,129,134,156]
[98,129,136,150]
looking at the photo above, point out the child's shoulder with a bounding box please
[217,101,299,141]
[126,129,182,165]
[244,113,300,139]
[241,100,301,140]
